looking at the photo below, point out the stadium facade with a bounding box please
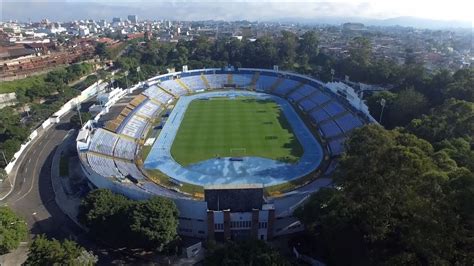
[76,67,375,240]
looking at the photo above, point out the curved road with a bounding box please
[2,112,84,239]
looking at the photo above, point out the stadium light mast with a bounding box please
[76,101,84,128]
[1,150,8,165]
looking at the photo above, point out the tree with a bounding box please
[95,42,109,60]
[70,112,92,128]
[388,87,428,127]
[407,99,474,143]
[128,197,179,250]
[24,235,97,265]
[296,125,473,265]
[0,207,28,255]
[205,240,290,266]
[79,189,179,250]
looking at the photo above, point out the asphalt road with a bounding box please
[3,111,84,240]
[2,111,150,264]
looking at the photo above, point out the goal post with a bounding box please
[230,148,247,157]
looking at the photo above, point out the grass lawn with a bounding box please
[170,97,303,166]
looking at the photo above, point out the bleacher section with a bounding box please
[88,129,118,156]
[136,100,162,119]
[181,76,208,91]
[319,120,343,138]
[334,113,363,133]
[288,85,316,102]
[113,138,137,160]
[233,74,253,87]
[115,160,145,180]
[118,115,148,139]
[323,101,346,116]
[255,75,279,91]
[205,74,227,88]
[87,153,123,177]
[159,79,188,96]
[328,138,346,156]
[273,79,300,96]
[143,85,174,104]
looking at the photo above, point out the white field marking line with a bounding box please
[13,131,59,203]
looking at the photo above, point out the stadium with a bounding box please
[76,67,375,240]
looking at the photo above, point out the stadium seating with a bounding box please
[319,120,343,138]
[328,137,346,156]
[136,100,162,118]
[118,115,148,139]
[309,108,330,123]
[233,74,253,87]
[181,76,208,91]
[160,79,188,96]
[272,79,299,96]
[254,75,279,91]
[323,101,346,116]
[308,91,331,105]
[288,85,316,102]
[87,153,123,177]
[113,137,137,160]
[143,85,174,104]
[205,74,227,88]
[299,99,317,111]
[334,113,363,133]
[88,128,118,156]
[115,160,145,180]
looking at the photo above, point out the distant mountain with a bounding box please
[276,16,471,29]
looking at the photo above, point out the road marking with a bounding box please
[14,130,62,203]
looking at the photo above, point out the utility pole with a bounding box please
[1,150,8,166]
[379,98,386,124]
[124,70,129,89]
[77,104,83,128]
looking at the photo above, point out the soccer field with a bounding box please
[170,97,303,166]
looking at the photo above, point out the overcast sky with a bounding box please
[2,0,473,23]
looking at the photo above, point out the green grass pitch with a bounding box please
[170,97,303,166]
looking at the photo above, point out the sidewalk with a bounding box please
[50,129,87,231]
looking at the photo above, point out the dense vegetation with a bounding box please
[296,124,474,265]
[78,189,179,252]
[0,63,94,166]
[0,206,28,255]
[205,240,290,266]
[24,235,97,265]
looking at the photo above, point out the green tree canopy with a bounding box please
[205,240,290,266]
[0,207,28,255]
[24,235,97,266]
[295,125,474,265]
[79,189,179,251]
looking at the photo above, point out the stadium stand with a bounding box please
[308,90,332,105]
[319,120,344,138]
[328,137,346,156]
[323,101,346,116]
[113,137,137,160]
[254,75,279,91]
[136,99,162,119]
[205,74,227,88]
[88,128,118,156]
[309,108,331,123]
[118,115,148,139]
[87,153,123,177]
[273,79,300,96]
[233,74,253,87]
[334,113,363,133]
[181,76,208,91]
[143,85,174,104]
[115,160,146,180]
[159,79,188,96]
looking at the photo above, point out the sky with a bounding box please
[1,0,473,24]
